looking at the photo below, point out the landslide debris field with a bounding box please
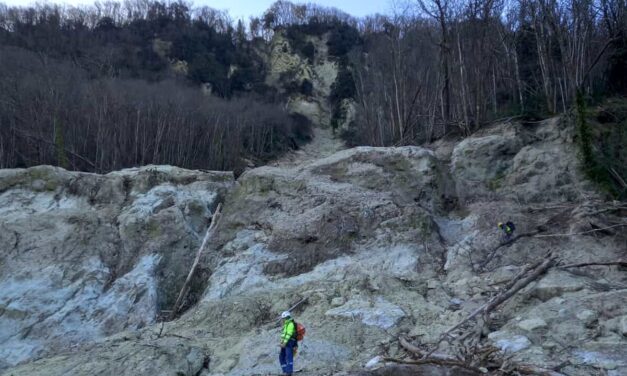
[1,117,626,376]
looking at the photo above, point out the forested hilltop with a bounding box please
[0,1,316,173]
[0,0,625,185]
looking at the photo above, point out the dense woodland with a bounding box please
[0,0,625,185]
[0,1,312,172]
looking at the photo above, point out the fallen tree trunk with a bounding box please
[425,254,556,358]
[382,357,483,374]
[560,260,627,269]
[170,203,222,319]
[479,231,541,270]
[514,364,568,376]
[534,223,626,238]
[484,255,555,312]
[393,255,570,375]
[397,338,567,376]
[609,167,627,190]
[399,337,454,361]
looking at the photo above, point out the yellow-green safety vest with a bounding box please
[281,319,296,345]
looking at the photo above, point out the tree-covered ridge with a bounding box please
[0,46,312,173]
[0,1,265,97]
[0,0,625,184]
[0,1,316,173]
[257,0,626,150]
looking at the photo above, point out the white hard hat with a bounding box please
[281,311,291,319]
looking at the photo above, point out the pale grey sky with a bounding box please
[212,0,391,20]
[1,0,392,20]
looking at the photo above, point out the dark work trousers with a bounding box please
[279,338,297,375]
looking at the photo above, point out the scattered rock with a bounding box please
[489,265,521,284]
[488,331,532,353]
[573,350,623,370]
[517,318,548,331]
[542,341,558,350]
[4,337,208,376]
[365,356,383,369]
[326,297,405,329]
[532,270,587,301]
[448,298,463,310]
[620,316,627,336]
[576,309,599,327]
[427,280,439,289]
[331,297,346,307]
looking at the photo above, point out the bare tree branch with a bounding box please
[425,255,557,357]
[170,203,222,319]
[479,231,541,270]
[382,357,483,374]
[560,260,627,269]
[534,224,626,238]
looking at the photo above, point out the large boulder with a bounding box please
[450,118,595,203]
[451,131,522,200]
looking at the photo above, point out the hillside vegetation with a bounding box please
[0,1,312,173]
[0,0,626,189]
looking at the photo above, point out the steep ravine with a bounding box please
[1,118,626,376]
[263,30,357,134]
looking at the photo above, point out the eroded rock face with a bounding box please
[451,118,594,203]
[0,165,233,367]
[266,31,338,127]
[4,118,627,376]
[1,334,208,376]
